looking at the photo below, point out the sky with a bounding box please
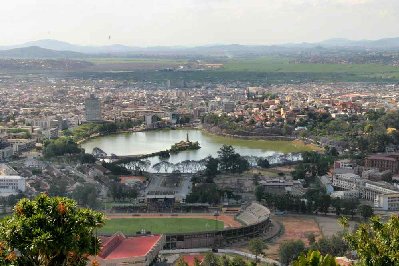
[1,0,398,46]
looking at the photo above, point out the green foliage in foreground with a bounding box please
[342,215,399,266]
[293,250,338,266]
[0,193,104,266]
[100,218,224,234]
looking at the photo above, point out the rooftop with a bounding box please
[100,233,162,260]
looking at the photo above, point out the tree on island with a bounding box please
[0,193,104,266]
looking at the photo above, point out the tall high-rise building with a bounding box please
[85,94,102,122]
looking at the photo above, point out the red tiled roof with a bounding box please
[100,234,161,260]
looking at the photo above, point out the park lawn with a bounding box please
[100,218,224,234]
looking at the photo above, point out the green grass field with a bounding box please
[87,57,187,64]
[100,218,224,234]
[222,56,399,77]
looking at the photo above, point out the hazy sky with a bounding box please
[1,0,398,46]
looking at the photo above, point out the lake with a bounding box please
[81,129,313,167]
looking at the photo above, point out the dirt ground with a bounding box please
[265,215,322,260]
[106,213,242,228]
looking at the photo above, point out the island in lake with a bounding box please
[170,132,200,153]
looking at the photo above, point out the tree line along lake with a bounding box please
[81,129,317,167]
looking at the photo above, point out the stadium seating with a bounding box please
[236,202,270,225]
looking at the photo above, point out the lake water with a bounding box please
[81,129,309,167]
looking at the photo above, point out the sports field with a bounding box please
[100,217,224,234]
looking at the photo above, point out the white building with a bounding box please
[332,173,361,190]
[331,190,360,199]
[0,164,25,195]
[0,176,25,195]
[85,94,102,122]
[333,172,399,203]
[375,193,399,211]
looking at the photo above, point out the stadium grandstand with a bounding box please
[236,202,271,225]
[164,202,271,249]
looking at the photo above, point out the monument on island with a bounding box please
[170,132,200,153]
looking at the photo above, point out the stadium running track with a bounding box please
[106,214,242,228]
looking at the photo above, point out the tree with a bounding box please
[293,250,338,266]
[203,252,219,266]
[217,145,250,173]
[292,163,307,180]
[359,205,374,220]
[311,232,348,257]
[341,198,359,218]
[342,215,399,266]
[305,232,316,245]
[186,183,221,204]
[278,240,306,266]
[71,184,99,209]
[230,256,246,266]
[204,156,219,182]
[249,238,267,263]
[219,255,231,266]
[319,195,331,214]
[257,158,270,168]
[0,193,104,266]
[43,137,82,157]
[218,145,236,172]
[79,153,96,164]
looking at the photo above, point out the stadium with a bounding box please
[100,202,272,250]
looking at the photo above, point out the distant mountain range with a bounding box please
[0,46,87,59]
[1,37,399,59]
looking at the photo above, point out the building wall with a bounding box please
[365,157,399,174]
[0,176,25,194]
[0,146,13,160]
[375,193,399,210]
[85,95,102,122]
